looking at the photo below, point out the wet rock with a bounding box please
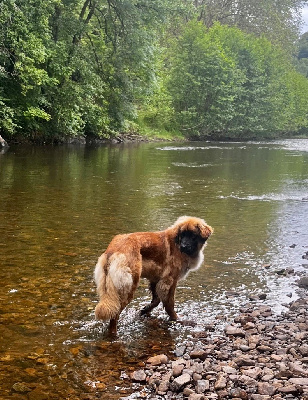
[289,377,308,385]
[302,252,308,260]
[171,373,191,391]
[175,346,186,357]
[214,374,227,390]
[190,349,207,360]
[147,354,168,366]
[234,356,256,366]
[289,361,308,377]
[249,294,259,301]
[251,395,271,400]
[131,369,147,382]
[183,387,194,396]
[225,325,245,337]
[28,389,49,400]
[299,344,308,356]
[195,379,209,393]
[297,276,308,288]
[243,367,262,380]
[226,290,241,297]
[157,379,169,393]
[12,382,31,393]
[257,382,276,396]
[172,363,184,377]
[257,345,273,353]
[189,394,205,400]
[230,388,248,399]
[278,385,298,394]
[222,366,237,374]
[275,269,286,276]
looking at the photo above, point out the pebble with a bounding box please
[125,293,308,400]
[146,354,168,366]
[12,382,31,393]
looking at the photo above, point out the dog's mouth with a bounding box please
[180,243,198,257]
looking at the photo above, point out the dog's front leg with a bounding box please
[163,287,177,321]
[156,278,178,321]
[140,282,160,316]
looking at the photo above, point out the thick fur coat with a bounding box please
[94,216,213,334]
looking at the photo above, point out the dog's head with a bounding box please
[173,216,213,257]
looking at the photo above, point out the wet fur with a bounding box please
[94,216,213,334]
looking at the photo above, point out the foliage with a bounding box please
[0,0,308,141]
[0,0,173,140]
[146,22,308,138]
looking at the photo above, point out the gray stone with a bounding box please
[257,382,277,396]
[131,369,147,382]
[171,373,191,391]
[289,377,308,385]
[225,325,245,337]
[297,276,308,288]
[214,374,227,390]
[195,379,210,393]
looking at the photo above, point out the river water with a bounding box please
[0,140,308,399]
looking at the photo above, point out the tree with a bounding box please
[0,0,175,140]
[162,22,308,137]
[192,0,306,53]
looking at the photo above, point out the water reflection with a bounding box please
[0,140,308,398]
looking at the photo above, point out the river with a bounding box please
[0,140,308,399]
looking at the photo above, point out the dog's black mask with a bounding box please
[176,230,206,257]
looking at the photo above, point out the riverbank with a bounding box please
[123,280,308,400]
[2,130,308,147]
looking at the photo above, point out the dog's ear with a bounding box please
[197,223,213,241]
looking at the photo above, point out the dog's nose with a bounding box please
[180,244,190,252]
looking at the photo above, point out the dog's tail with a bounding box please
[94,253,133,320]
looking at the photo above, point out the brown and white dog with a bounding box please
[94,216,213,334]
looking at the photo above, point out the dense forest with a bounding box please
[1,0,308,144]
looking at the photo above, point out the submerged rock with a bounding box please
[12,382,31,393]
[297,276,308,288]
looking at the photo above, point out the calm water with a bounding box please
[1,140,308,399]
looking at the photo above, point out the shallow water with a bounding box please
[0,140,308,399]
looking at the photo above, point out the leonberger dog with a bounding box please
[94,216,213,334]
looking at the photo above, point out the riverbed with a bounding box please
[0,140,308,399]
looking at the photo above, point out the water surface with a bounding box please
[1,140,308,399]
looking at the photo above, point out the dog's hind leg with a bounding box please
[140,282,160,316]
[108,316,119,335]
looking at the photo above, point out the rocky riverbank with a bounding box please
[122,282,308,400]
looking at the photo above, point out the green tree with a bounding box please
[163,22,308,137]
[0,0,175,141]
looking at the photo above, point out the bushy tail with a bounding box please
[94,253,133,320]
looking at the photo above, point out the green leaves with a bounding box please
[0,0,307,141]
[159,22,308,138]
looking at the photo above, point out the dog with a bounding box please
[94,216,213,334]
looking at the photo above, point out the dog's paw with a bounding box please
[174,319,197,327]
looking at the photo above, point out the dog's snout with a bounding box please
[180,243,190,251]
